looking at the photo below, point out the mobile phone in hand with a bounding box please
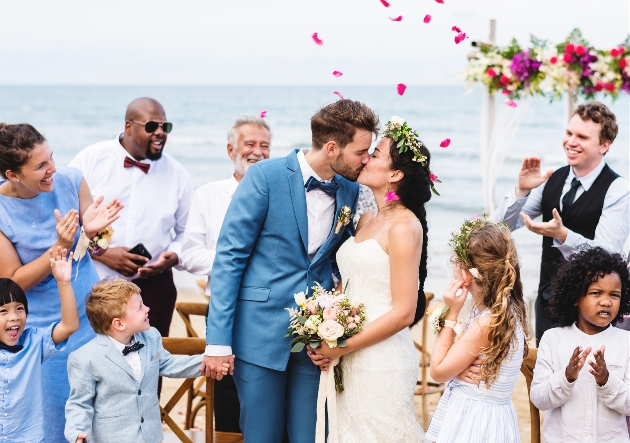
[128,243,152,266]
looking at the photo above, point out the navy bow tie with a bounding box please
[122,342,144,356]
[0,343,23,354]
[305,176,339,197]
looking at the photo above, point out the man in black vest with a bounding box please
[494,101,629,345]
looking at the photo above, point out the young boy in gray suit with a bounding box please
[64,279,230,443]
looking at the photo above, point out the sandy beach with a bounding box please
[161,286,540,441]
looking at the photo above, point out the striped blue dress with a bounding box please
[425,307,524,443]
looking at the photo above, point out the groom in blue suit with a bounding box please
[201,100,380,442]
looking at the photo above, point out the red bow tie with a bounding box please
[124,157,150,173]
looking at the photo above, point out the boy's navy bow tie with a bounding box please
[305,176,339,197]
[122,342,145,356]
[0,343,23,353]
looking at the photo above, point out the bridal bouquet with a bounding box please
[285,282,366,353]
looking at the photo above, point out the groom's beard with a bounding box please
[330,150,363,182]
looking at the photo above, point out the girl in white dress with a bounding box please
[308,117,434,442]
[425,219,530,443]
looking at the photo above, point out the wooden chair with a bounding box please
[161,337,243,443]
[520,348,540,443]
[413,292,446,429]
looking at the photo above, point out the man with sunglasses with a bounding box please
[69,97,194,341]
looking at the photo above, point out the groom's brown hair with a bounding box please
[311,100,379,150]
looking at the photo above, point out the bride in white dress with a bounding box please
[308,117,435,443]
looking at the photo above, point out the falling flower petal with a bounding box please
[389,15,403,21]
[452,26,461,33]
[435,0,444,3]
[439,138,451,148]
[423,15,431,23]
[260,111,267,118]
[504,100,517,108]
[312,33,323,46]
[385,191,400,203]
[396,83,407,96]
[333,91,345,100]
[454,32,467,44]
[333,71,343,78]
[380,0,390,6]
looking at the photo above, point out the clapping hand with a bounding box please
[82,196,123,239]
[520,208,568,243]
[49,247,73,284]
[76,433,88,443]
[565,345,592,383]
[54,209,79,250]
[588,345,609,386]
[516,157,553,198]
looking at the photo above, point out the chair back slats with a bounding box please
[520,348,540,443]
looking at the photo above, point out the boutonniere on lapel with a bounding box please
[334,206,353,234]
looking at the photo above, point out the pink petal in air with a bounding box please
[397,83,407,96]
[333,91,345,100]
[312,33,323,46]
[333,71,343,78]
[380,0,390,6]
[452,26,461,33]
[423,15,431,23]
[435,0,444,3]
[389,16,403,21]
[260,111,267,118]
[454,32,467,44]
[439,138,451,148]
[504,100,517,108]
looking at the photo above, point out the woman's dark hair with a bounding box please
[0,123,47,179]
[550,246,630,327]
[0,278,29,315]
[387,138,432,326]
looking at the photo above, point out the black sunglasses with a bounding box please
[131,120,173,134]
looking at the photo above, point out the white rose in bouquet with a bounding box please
[318,320,345,347]
[304,317,319,334]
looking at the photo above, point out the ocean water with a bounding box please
[0,85,628,296]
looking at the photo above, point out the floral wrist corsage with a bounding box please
[426,301,450,334]
[87,226,114,254]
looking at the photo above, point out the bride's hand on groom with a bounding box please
[307,344,332,371]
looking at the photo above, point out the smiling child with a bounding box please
[530,246,630,443]
[0,247,79,442]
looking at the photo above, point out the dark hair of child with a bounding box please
[550,246,630,327]
[0,278,29,315]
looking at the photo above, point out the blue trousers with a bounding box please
[233,351,319,443]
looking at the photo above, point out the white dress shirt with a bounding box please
[494,159,630,258]
[531,324,630,442]
[69,135,194,280]
[180,175,239,292]
[108,335,142,382]
[204,149,336,357]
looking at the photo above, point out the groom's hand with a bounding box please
[200,355,235,380]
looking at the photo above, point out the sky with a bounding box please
[0,0,628,85]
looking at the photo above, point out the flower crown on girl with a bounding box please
[382,116,441,196]
[448,215,509,279]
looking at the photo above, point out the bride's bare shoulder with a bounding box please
[388,212,423,243]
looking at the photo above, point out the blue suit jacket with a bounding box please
[206,150,359,371]
[64,328,202,443]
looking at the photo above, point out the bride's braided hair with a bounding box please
[387,137,432,326]
[463,224,530,387]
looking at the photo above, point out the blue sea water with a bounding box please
[0,85,628,295]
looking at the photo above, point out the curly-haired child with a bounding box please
[426,218,530,443]
[530,246,630,442]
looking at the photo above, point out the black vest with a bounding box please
[538,164,619,300]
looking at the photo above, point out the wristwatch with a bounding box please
[443,320,463,339]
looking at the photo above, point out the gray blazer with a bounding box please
[64,327,202,443]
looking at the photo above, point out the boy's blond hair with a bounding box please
[85,279,141,334]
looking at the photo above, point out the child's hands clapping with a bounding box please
[50,246,73,285]
[565,345,592,383]
[588,345,609,386]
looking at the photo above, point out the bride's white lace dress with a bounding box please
[335,237,428,443]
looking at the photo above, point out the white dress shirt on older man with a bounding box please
[180,176,239,294]
[531,324,630,442]
[69,134,194,280]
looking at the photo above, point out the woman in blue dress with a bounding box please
[0,123,123,442]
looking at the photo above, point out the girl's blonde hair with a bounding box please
[462,223,530,387]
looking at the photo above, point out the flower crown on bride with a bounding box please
[382,116,441,196]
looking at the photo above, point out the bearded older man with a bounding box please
[180,115,271,432]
